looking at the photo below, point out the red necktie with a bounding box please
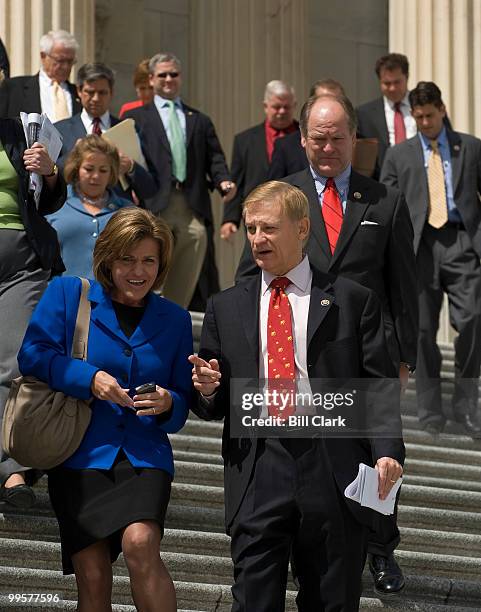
[267,277,296,419]
[322,178,343,254]
[92,117,102,136]
[394,102,406,144]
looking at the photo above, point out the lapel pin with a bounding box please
[353,191,362,199]
[321,299,330,306]
[453,144,460,151]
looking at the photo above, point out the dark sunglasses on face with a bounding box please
[156,72,180,79]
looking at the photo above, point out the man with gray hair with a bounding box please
[221,79,297,241]
[0,29,81,121]
[125,52,235,309]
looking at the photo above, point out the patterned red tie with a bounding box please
[322,178,343,254]
[92,117,102,136]
[267,277,296,419]
[394,102,406,144]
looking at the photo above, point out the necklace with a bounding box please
[77,188,108,208]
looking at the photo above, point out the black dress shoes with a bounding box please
[368,553,405,595]
[0,483,36,509]
[454,414,481,438]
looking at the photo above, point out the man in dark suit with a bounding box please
[268,79,345,181]
[356,53,416,179]
[381,81,481,438]
[54,62,157,203]
[190,180,404,610]
[0,29,81,121]
[125,52,235,309]
[236,93,418,594]
[220,80,297,241]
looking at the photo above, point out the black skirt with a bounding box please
[48,450,172,574]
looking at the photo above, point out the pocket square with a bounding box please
[360,220,379,226]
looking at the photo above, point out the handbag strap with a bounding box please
[71,278,92,361]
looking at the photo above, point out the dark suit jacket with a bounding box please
[381,130,481,257]
[223,121,300,226]
[236,168,418,367]
[268,129,307,180]
[192,268,405,529]
[222,122,269,227]
[0,74,81,119]
[125,101,231,222]
[0,118,66,273]
[54,113,158,201]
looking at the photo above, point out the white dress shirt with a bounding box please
[80,109,111,134]
[384,93,417,146]
[260,256,314,415]
[39,69,73,122]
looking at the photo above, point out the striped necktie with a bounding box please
[427,140,448,228]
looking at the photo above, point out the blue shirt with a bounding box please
[46,185,133,278]
[154,94,186,142]
[418,127,461,223]
[309,163,351,213]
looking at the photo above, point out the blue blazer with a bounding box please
[18,276,193,476]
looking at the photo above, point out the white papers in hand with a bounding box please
[344,463,402,515]
[20,112,63,207]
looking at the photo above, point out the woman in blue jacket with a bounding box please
[46,134,133,278]
[18,207,192,612]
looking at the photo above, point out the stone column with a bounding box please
[0,0,94,78]
[189,0,308,289]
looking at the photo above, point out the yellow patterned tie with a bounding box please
[52,81,69,121]
[427,139,448,229]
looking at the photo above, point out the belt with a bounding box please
[171,180,185,191]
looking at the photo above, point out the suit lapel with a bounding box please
[447,130,464,195]
[88,283,170,348]
[183,103,197,148]
[252,123,269,172]
[329,171,369,268]
[307,273,335,348]
[145,102,171,153]
[27,75,42,113]
[236,275,261,364]
[411,137,429,210]
[294,169,331,263]
[373,97,389,146]
[128,293,170,348]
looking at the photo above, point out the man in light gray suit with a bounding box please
[381,81,481,438]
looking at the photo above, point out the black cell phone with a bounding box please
[134,382,156,395]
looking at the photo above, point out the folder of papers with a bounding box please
[102,119,147,189]
[344,463,402,515]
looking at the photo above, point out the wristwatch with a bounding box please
[46,163,58,177]
[400,362,415,373]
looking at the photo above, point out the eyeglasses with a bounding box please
[155,72,180,79]
[47,54,77,66]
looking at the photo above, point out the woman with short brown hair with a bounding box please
[18,207,191,611]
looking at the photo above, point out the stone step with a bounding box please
[3,509,481,563]
[398,505,481,535]
[2,531,481,586]
[0,564,480,611]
